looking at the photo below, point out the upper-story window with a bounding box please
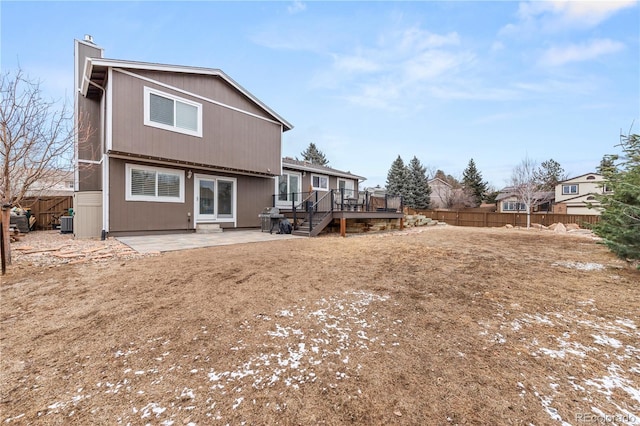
[144,87,202,137]
[562,184,578,195]
[311,174,329,191]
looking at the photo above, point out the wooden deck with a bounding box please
[273,190,404,237]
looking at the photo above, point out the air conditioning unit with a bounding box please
[60,216,73,234]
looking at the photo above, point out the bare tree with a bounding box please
[1,69,90,267]
[510,156,547,228]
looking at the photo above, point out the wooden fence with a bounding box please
[18,196,74,230]
[417,209,600,228]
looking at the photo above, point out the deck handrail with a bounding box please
[273,190,404,215]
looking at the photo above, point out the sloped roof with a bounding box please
[427,177,452,188]
[82,57,293,131]
[560,172,603,184]
[282,158,366,181]
[495,189,554,203]
[556,193,601,205]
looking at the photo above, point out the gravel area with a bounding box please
[8,230,155,268]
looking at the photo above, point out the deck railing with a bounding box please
[272,190,403,213]
[273,189,403,228]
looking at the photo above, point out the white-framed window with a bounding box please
[337,178,355,198]
[562,184,578,195]
[143,86,203,137]
[125,163,185,203]
[276,172,302,205]
[311,174,329,191]
[502,201,526,211]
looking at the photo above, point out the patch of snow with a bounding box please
[139,402,166,419]
[552,261,605,271]
[616,319,637,330]
[592,334,623,349]
[232,397,244,410]
[4,413,25,423]
[180,388,195,400]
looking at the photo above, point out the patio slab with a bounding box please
[116,230,302,254]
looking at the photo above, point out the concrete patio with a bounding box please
[116,229,302,254]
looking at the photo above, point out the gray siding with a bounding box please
[78,163,102,192]
[76,41,104,191]
[293,171,358,196]
[136,70,271,118]
[108,158,272,235]
[110,70,282,175]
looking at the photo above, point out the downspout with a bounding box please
[86,79,108,239]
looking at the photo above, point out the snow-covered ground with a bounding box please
[20,290,399,425]
[483,298,639,425]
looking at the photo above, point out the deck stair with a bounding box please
[292,211,333,237]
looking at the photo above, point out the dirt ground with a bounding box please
[1,226,638,425]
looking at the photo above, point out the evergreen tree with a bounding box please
[386,155,408,199]
[597,154,618,174]
[462,158,488,207]
[406,156,431,209]
[535,159,567,191]
[300,143,329,166]
[434,170,462,188]
[592,132,640,265]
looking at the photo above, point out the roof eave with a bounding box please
[84,58,293,131]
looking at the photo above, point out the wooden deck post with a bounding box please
[340,218,346,237]
[400,217,404,230]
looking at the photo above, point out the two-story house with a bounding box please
[73,36,293,238]
[553,173,607,215]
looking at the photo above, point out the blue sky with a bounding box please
[2,1,638,189]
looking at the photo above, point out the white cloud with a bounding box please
[502,0,637,35]
[538,39,625,67]
[319,27,472,110]
[394,27,460,52]
[287,0,306,15]
[491,41,505,52]
[403,51,474,82]
[333,55,380,73]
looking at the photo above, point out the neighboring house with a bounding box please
[553,173,607,215]
[362,185,387,198]
[74,36,292,238]
[274,158,364,209]
[495,187,554,213]
[13,169,75,198]
[427,177,453,209]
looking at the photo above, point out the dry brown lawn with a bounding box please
[1,226,639,425]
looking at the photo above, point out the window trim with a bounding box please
[311,173,329,191]
[275,172,302,206]
[502,201,526,211]
[194,174,237,224]
[143,86,203,137]
[337,178,356,198]
[125,163,185,203]
[562,184,578,195]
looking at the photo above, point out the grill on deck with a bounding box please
[258,207,285,233]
